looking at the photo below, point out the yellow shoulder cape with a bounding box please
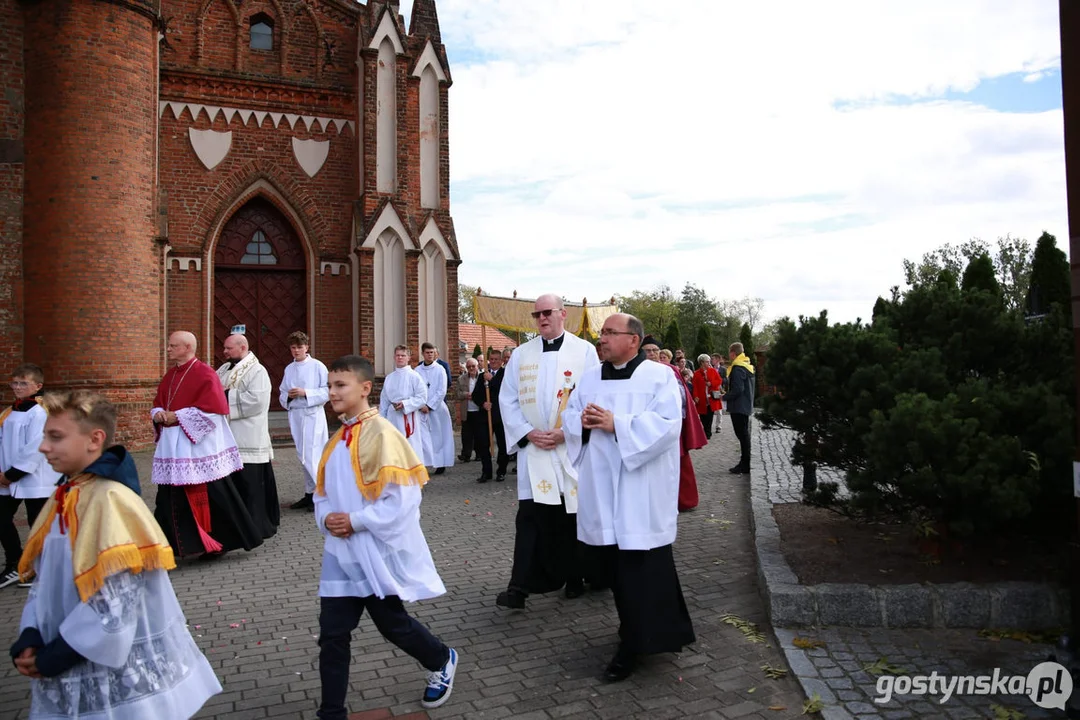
[316,407,429,501]
[18,476,176,602]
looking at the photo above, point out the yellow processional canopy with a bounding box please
[472,291,620,340]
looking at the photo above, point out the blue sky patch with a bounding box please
[835,69,1062,114]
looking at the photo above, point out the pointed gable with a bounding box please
[411,38,448,81]
[408,0,441,44]
[368,4,405,53]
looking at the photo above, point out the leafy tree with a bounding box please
[692,324,712,361]
[739,323,753,353]
[458,284,477,323]
[471,343,483,359]
[616,284,679,336]
[677,283,718,355]
[755,319,782,349]
[662,319,682,351]
[905,236,1032,313]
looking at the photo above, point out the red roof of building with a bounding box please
[458,324,518,352]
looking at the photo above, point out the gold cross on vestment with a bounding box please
[537,480,553,494]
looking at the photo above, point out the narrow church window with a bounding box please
[241,230,278,265]
[250,14,274,51]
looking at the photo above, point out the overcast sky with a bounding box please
[403,1,1067,326]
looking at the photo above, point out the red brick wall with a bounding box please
[22,0,160,445]
[0,0,24,380]
[159,0,362,379]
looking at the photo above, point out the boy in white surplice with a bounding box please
[315,355,458,718]
[10,390,221,719]
[280,330,329,510]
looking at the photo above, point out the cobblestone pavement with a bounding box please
[756,424,845,504]
[0,425,811,719]
[755,419,1065,720]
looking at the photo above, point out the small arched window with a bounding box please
[250,14,274,51]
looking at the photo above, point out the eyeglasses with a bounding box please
[599,329,636,337]
[531,308,558,319]
[9,381,33,388]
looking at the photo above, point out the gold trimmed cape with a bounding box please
[316,407,429,501]
[18,475,176,602]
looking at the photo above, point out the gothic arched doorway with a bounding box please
[213,198,307,407]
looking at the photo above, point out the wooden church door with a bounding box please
[214,198,307,408]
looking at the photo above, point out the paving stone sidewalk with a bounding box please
[756,419,1065,720]
[0,423,810,719]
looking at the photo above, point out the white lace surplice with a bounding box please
[315,440,445,602]
[19,517,222,719]
[150,407,243,486]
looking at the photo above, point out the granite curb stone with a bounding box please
[750,418,1069,630]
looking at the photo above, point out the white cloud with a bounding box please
[430,0,1067,325]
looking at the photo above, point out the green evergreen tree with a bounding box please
[1025,231,1071,318]
[662,319,681,351]
[692,324,712,361]
[739,323,753,353]
[960,252,1001,298]
[471,343,483,359]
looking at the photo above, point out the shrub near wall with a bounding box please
[761,244,1075,542]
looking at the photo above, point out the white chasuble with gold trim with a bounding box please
[502,333,599,512]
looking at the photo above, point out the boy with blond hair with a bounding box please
[0,363,61,589]
[315,355,458,717]
[9,390,221,718]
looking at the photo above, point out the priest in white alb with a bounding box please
[415,342,454,475]
[151,331,262,559]
[496,294,600,610]
[217,333,279,539]
[562,313,696,682]
[379,345,428,460]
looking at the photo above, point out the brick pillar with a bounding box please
[22,0,161,445]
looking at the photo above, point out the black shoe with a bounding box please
[495,589,526,609]
[564,581,585,599]
[728,465,749,475]
[458,455,471,463]
[290,493,314,509]
[434,467,445,476]
[476,475,492,483]
[603,648,637,682]
[495,473,506,482]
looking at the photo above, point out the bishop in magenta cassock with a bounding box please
[151,332,263,559]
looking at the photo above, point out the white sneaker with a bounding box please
[0,567,19,589]
[421,647,458,709]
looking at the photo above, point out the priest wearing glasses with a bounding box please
[562,313,695,682]
[495,294,600,610]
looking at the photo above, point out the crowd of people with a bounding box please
[1,296,758,719]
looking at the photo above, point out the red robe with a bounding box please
[662,362,706,511]
[152,357,233,554]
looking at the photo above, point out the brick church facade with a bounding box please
[0,0,460,444]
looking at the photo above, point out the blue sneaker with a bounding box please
[421,647,458,709]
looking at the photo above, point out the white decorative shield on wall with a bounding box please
[188,128,232,170]
[292,137,330,178]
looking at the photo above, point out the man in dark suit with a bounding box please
[471,349,510,482]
